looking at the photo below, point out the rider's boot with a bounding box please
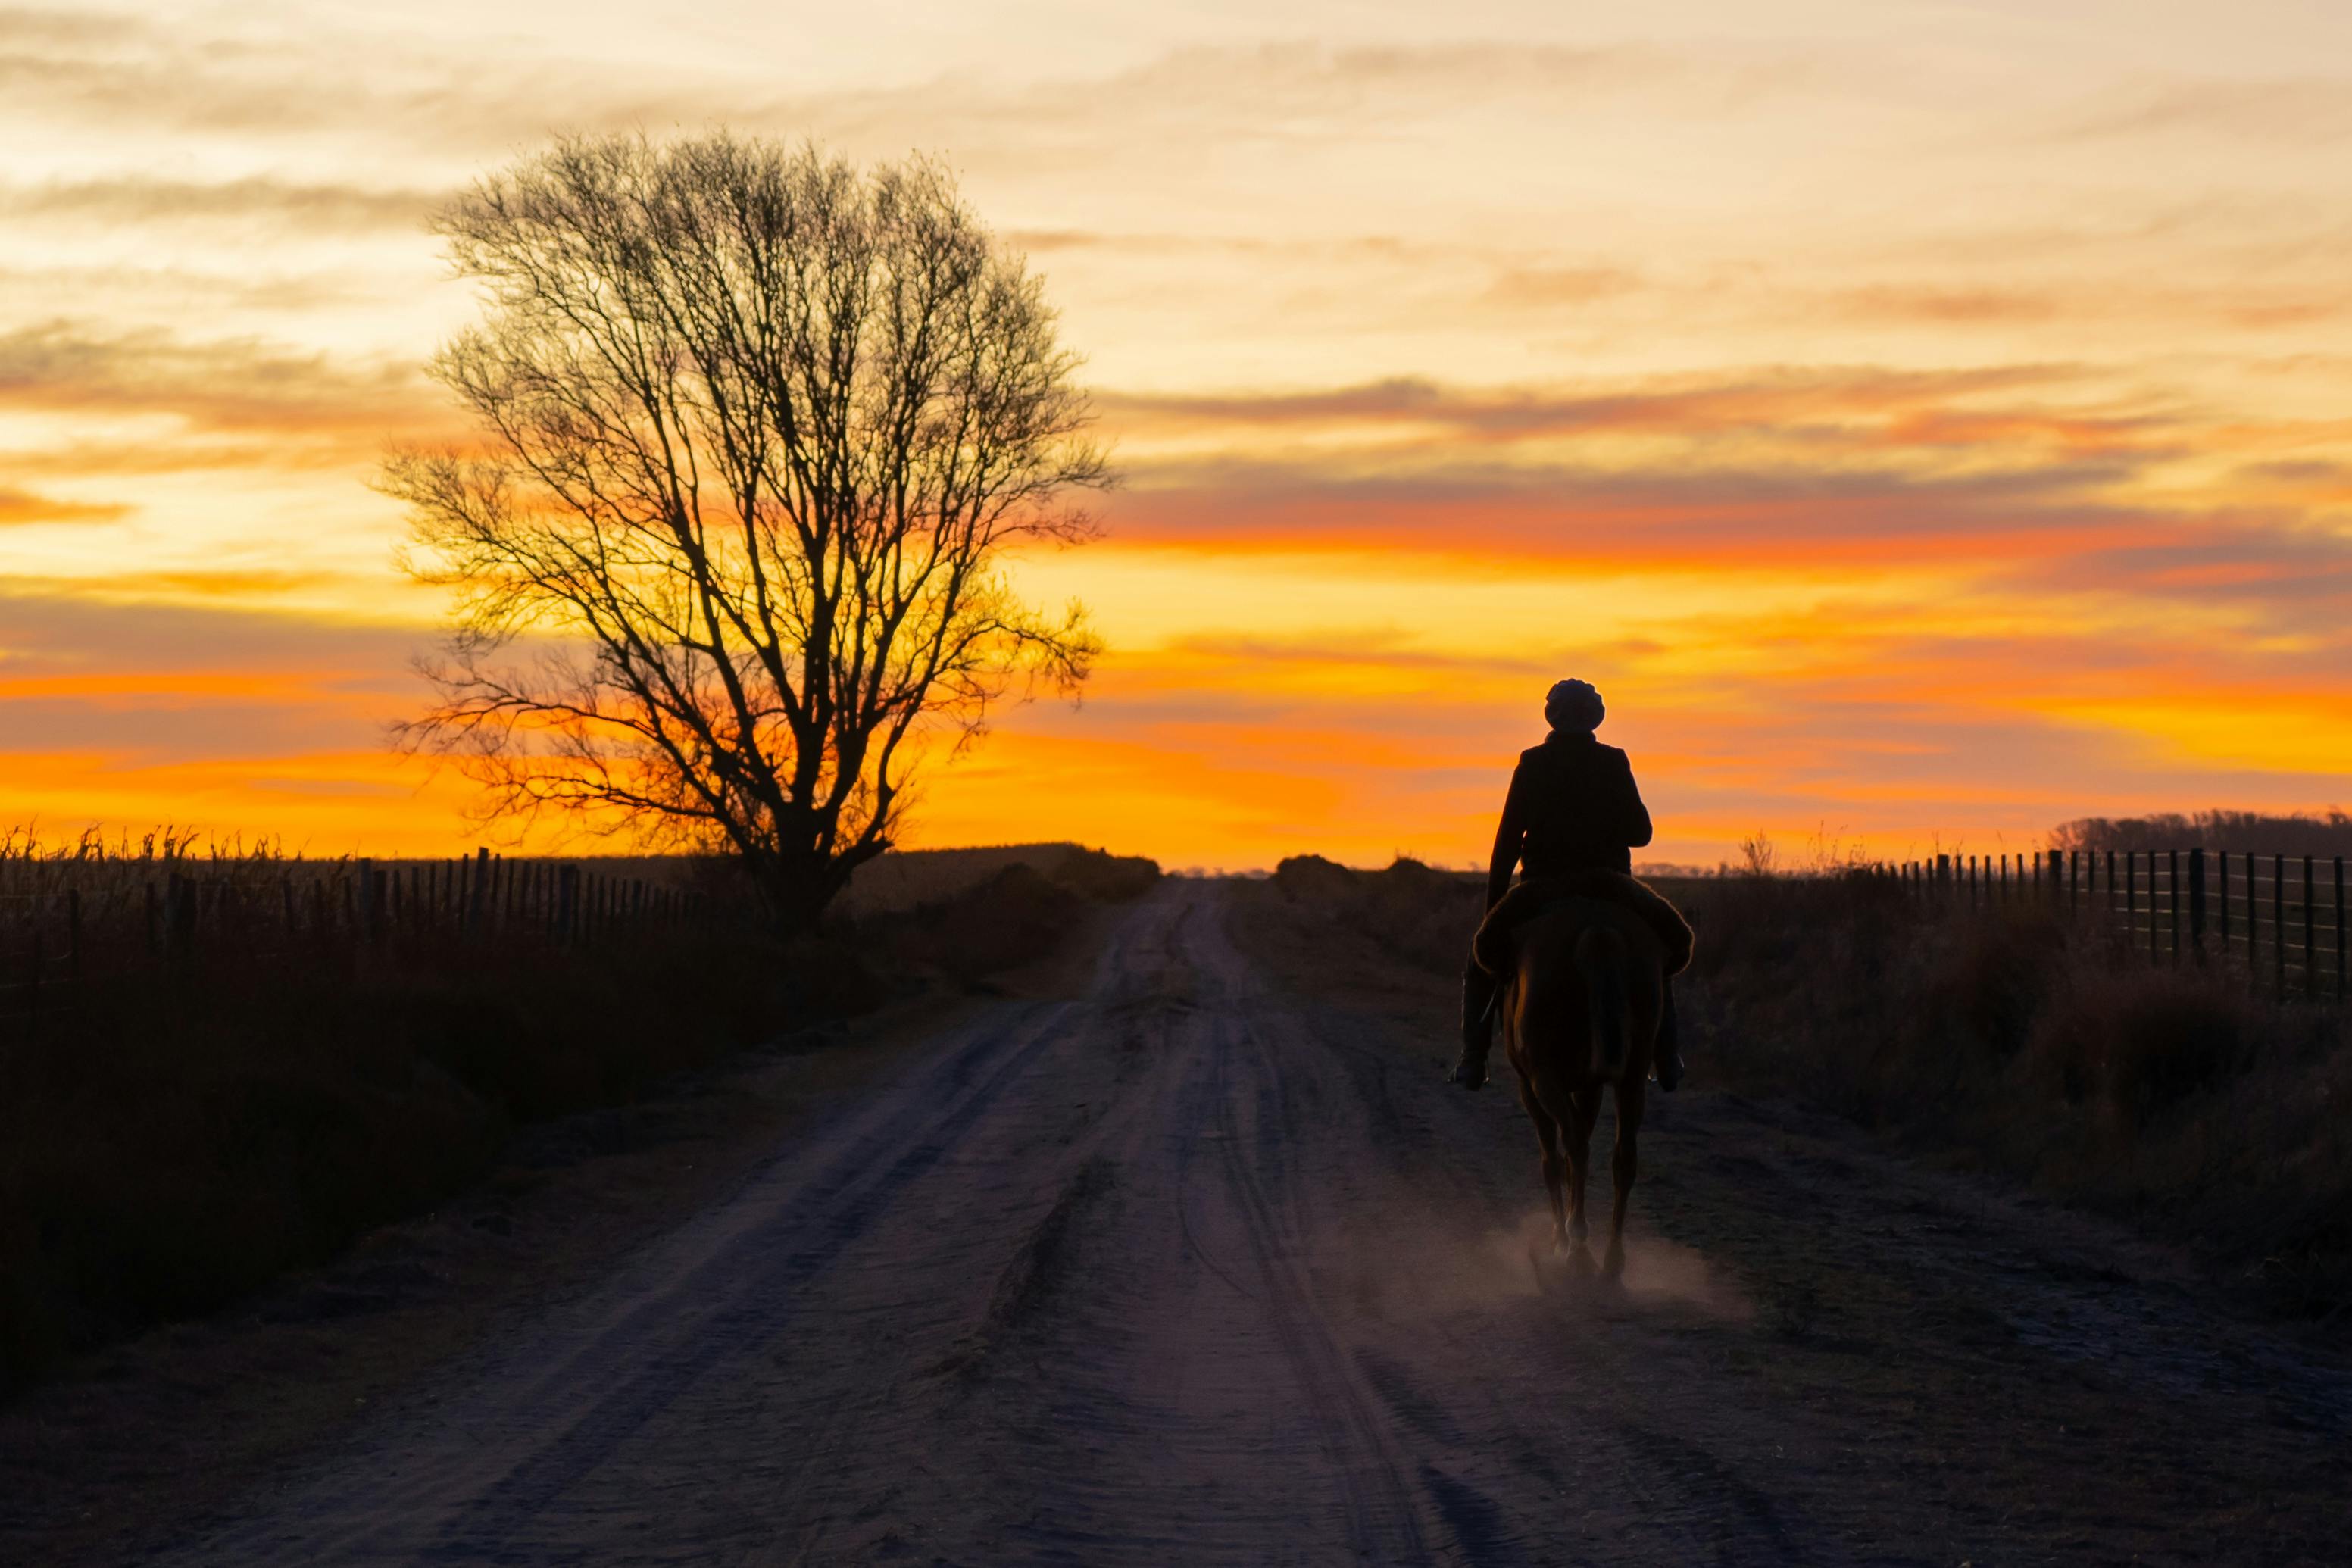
[1653,979,1685,1092]
[1450,960,1498,1089]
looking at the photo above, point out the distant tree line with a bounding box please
[2052,810,2352,857]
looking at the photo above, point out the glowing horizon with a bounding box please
[4,3,2350,871]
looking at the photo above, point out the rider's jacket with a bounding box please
[1485,730,1654,909]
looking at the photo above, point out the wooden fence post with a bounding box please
[2303,857,2317,1003]
[2123,853,2136,955]
[468,845,490,937]
[2245,854,2260,991]
[358,858,379,942]
[2273,854,2287,996]
[2336,857,2347,1002]
[2167,850,2180,964]
[2217,851,2231,958]
[2187,848,2206,960]
[557,865,579,942]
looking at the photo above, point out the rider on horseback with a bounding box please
[1449,679,1685,1092]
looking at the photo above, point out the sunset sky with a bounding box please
[5,1,2350,870]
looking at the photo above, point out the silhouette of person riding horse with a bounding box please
[1453,679,1693,1273]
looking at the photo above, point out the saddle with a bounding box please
[1471,870,1693,978]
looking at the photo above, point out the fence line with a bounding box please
[1892,847,2347,1004]
[0,851,739,1032]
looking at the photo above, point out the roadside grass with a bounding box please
[1251,854,2352,1317]
[0,839,1157,1397]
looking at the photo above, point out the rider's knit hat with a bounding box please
[1545,679,1605,732]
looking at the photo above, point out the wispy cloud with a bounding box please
[6,174,441,230]
[2054,76,2352,145]
[0,320,446,445]
[0,486,128,526]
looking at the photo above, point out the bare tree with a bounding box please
[386,133,1110,928]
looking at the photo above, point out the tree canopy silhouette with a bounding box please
[386,133,1110,927]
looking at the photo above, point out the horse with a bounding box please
[1495,895,1668,1277]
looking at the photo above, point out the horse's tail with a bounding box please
[1575,923,1632,1079]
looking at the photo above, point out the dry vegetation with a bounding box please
[839,842,1162,920]
[0,834,1156,1397]
[1253,854,2352,1317]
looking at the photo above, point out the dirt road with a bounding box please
[155,882,2348,1565]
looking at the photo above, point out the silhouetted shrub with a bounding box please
[2026,970,2257,1129]
[1925,912,2072,1064]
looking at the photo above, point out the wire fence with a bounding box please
[1891,848,2348,1004]
[0,851,736,1032]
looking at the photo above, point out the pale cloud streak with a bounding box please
[8,175,441,230]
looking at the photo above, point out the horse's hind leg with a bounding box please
[1604,1078,1646,1278]
[1563,1088,1601,1251]
[1518,1085,1569,1251]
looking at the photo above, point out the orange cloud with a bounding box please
[0,486,128,526]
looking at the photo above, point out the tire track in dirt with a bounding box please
[1204,1001,1433,1563]
[162,986,1097,1564]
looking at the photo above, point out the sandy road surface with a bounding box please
[156,881,2349,1565]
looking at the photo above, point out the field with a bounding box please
[10,874,2340,1565]
[0,836,1157,1395]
